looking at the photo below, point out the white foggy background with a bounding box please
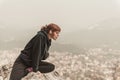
[1,1,120,80]
[0,0,120,52]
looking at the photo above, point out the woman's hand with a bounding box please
[26,67,33,72]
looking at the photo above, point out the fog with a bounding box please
[0,0,120,51]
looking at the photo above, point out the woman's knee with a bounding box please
[49,63,55,71]
[39,62,55,73]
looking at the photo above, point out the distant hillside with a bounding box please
[61,18,120,49]
[50,43,82,54]
[0,26,37,50]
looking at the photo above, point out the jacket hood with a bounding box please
[37,30,51,46]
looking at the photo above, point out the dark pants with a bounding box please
[9,57,55,80]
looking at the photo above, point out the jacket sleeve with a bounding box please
[42,52,49,60]
[32,35,45,72]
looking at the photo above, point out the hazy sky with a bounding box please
[0,0,120,32]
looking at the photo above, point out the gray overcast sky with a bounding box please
[0,0,120,32]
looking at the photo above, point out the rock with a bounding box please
[22,71,64,80]
[0,64,12,80]
[0,76,3,80]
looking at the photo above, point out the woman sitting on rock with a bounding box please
[10,23,61,80]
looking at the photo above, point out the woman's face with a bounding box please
[51,31,60,40]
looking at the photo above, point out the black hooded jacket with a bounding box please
[19,30,51,72]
